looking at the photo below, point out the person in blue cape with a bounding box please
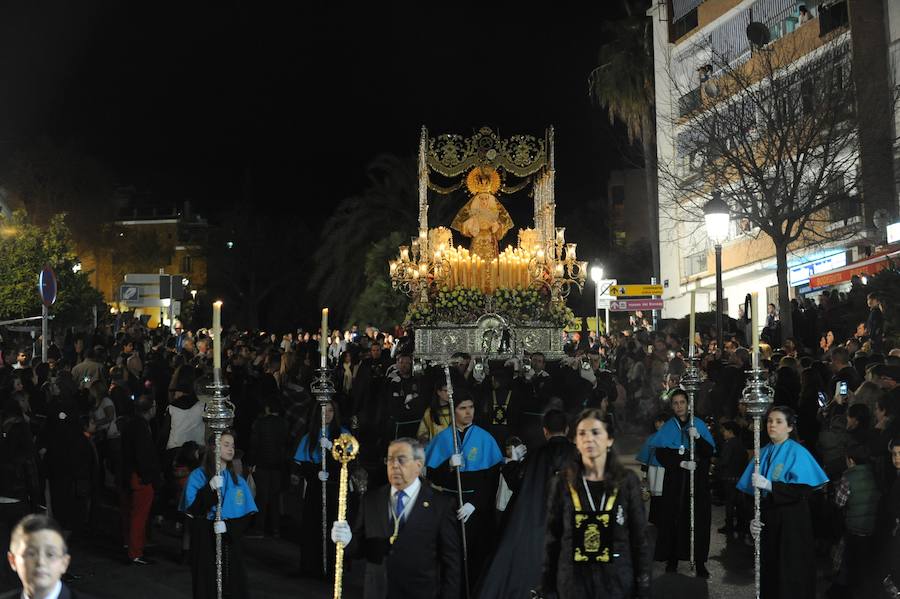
[293,398,349,578]
[181,430,257,599]
[648,389,715,578]
[635,412,668,525]
[425,394,502,591]
[738,405,828,599]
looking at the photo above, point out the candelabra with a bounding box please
[740,366,774,599]
[310,365,338,578]
[203,370,233,599]
[526,227,586,300]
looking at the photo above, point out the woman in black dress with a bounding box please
[539,409,651,599]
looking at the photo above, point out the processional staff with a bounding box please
[681,291,698,567]
[443,364,471,599]
[204,300,233,599]
[331,433,359,599]
[312,307,336,578]
[741,292,772,599]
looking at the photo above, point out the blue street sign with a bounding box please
[39,265,58,307]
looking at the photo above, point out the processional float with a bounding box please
[385,126,587,597]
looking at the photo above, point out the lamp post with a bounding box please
[704,193,730,351]
[590,265,604,340]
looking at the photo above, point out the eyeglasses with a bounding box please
[16,548,66,562]
[384,455,415,466]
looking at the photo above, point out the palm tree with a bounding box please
[309,154,419,324]
[590,0,659,281]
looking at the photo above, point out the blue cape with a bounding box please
[293,426,350,465]
[426,424,503,472]
[636,432,662,467]
[180,467,258,520]
[650,416,716,451]
[737,438,828,496]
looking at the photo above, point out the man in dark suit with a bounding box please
[3,514,93,599]
[331,437,460,599]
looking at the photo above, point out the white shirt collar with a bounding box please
[24,581,62,599]
[390,477,421,520]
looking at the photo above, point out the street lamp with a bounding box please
[704,192,730,350]
[590,265,604,339]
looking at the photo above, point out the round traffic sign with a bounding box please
[39,265,58,307]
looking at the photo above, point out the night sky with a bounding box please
[0,2,631,226]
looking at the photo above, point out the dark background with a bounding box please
[0,2,639,328]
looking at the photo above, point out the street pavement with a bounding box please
[0,434,777,598]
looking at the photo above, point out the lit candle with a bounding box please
[566,243,576,260]
[556,227,565,243]
[320,308,329,369]
[688,291,696,358]
[400,246,410,263]
[751,292,760,369]
[554,263,564,278]
[212,301,222,372]
[389,260,398,275]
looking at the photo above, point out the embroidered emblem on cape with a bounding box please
[235,488,244,506]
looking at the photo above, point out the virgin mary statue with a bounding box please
[451,166,513,262]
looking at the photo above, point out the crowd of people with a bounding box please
[0,283,897,599]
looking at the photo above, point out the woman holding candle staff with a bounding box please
[648,389,715,578]
[737,405,828,599]
[293,398,349,578]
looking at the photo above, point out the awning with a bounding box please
[808,249,900,288]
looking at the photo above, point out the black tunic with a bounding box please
[475,436,576,599]
[653,421,714,564]
[759,482,818,599]
[541,470,651,599]
[186,482,253,599]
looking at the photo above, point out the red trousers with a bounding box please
[120,473,154,559]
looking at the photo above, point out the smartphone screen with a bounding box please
[839,381,848,395]
[817,391,826,407]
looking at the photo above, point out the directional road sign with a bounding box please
[609,299,665,311]
[609,284,663,297]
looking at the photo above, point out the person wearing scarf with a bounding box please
[647,389,716,578]
[181,431,257,599]
[738,405,828,599]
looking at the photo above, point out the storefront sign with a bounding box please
[789,252,847,286]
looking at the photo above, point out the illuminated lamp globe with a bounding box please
[703,193,730,245]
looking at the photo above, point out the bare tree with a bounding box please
[658,32,897,340]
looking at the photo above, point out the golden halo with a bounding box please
[466,166,501,195]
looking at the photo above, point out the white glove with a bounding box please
[523,368,534,381]
[473,363,486,383]
[457,502,476,523]
[679,460,697,471]
[749,518,764,540]
[331,520,352,545]
[579,366,597,386]
[213,520,227,534]
[318,470,329,482]
[450,453,463,468]
[320,437,333,450]
[687,426,700,440]
[209,475,224,491]
[510,444,527,462]
[752,473,772,491]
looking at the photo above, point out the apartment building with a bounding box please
[649,0,898,327]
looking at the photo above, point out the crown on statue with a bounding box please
[466,165,501,195]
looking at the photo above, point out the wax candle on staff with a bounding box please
[320,308,329,369]
[688,291,696,358]
[751,293,760,369]
[212,301,223,371]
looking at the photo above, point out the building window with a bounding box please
[181,255,193,274]
[683,251,707,277]
[614,231,627,247]
[671,8,699,42]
